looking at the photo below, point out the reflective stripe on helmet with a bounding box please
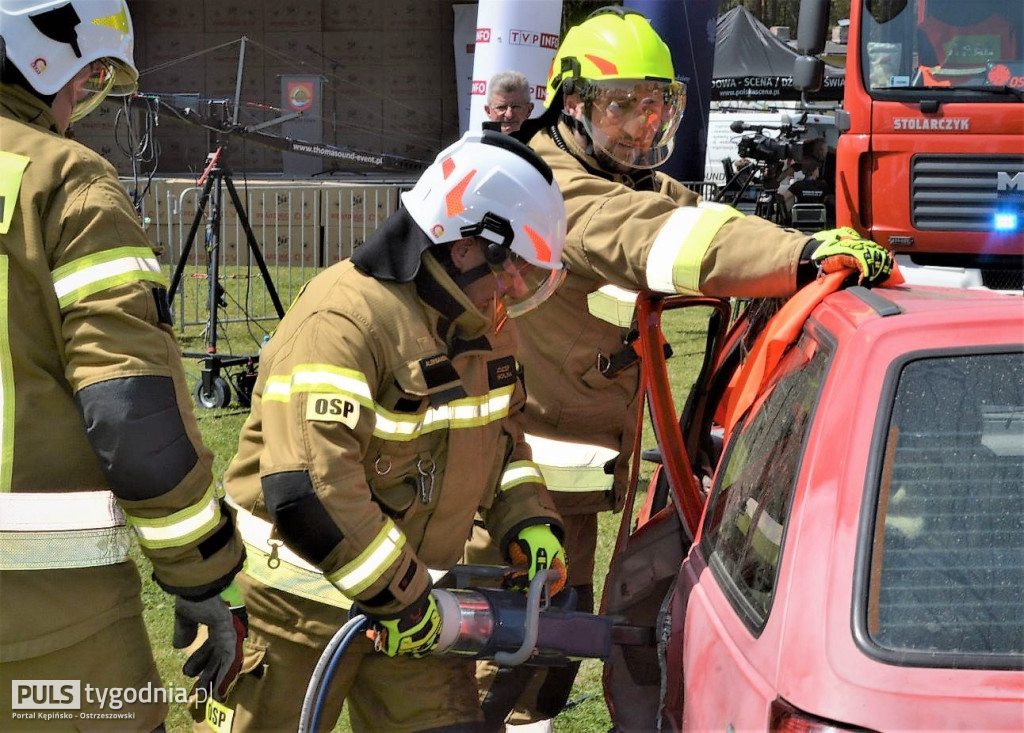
[547,10,675,105]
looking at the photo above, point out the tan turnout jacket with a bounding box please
[0,84,243,661]
[225,252,561,619]
[519,120,814,515]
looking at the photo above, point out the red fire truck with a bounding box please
[795,0,1023,289]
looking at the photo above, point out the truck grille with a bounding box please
[911,155,1024,231]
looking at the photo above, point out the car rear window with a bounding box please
[702,335,829,631]
[868,352,1024,663]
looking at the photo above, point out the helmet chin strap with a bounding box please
[454,262,494,290]
[561,110,594,157]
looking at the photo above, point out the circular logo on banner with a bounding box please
[987,64,1011,86]
[288,82,314,111]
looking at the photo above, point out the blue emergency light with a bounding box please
[993,212,1019,232]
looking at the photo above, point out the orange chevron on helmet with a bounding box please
[585,54,618,76]
[524,225,553,264]
[445,170,475,218]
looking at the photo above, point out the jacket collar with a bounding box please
[0,82,60,134]
[351,208,431,282]
[416,252,492,344]
[547,118,658,192]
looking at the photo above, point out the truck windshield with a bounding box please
[861,0,1023,94]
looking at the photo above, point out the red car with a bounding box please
[602,274,1024,731]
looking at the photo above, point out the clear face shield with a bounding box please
[70,58,137,123]
[578,78,687,170]
[492,252,566,319]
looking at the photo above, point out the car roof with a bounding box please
[812,283,1023,339]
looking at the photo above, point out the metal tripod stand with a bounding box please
[168,143,285,408]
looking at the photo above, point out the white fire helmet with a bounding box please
[402,130,568,317]
[1,0,138,122]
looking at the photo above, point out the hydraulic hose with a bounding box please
[298,614,368,733]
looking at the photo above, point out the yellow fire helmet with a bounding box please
[0,0,138,122]
[546,7,686,169]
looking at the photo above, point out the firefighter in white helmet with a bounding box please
[211,130,569,732]
[470,7,896,730]
[0,0,247,727]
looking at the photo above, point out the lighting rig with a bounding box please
[143,94,425,408]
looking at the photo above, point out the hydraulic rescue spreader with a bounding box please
[298,566,626,731]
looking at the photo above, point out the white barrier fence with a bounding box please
[131,178,413,332]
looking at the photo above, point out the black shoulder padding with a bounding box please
[75,375,198,502]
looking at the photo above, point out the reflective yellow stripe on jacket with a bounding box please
[264,363,516,441]
[125,485,223,550]
[499,461,545,492]
[525,434,617,493]
[231,501,351,609]
[325,518,406,596]
[646,202,744,294]
[0,256,12,492]
[51,246,166,309]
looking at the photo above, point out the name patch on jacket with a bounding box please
[488,355,518,390]
[420,353,466,406]
[306,393,359,428]
[421,353,460,388]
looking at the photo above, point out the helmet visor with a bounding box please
[580,78,686,170]
[494,253,567,318]
[70,58,138,123]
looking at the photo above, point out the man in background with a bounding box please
[485,69,535,134]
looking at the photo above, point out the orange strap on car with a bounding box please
[717,271,849,436]
[717,261,904,435]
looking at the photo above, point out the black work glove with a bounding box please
[173,581,248,700]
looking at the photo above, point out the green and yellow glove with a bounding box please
[506,524,567,596]
[811,227,894,286]
[368,589,443,658]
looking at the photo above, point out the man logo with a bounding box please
[996,171,1024,192]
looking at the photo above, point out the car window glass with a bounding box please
[868,352,1024,660]
[701,336,829,631]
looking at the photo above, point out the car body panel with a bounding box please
[604,283,1024,731]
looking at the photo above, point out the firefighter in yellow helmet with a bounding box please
[209,130,569,732]
[0,0,247,727]
[469,7,895,730]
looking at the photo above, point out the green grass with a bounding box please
[147,269,712,732]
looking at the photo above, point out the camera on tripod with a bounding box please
[737,133,803,164]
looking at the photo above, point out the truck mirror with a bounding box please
[796,0,829,54]
[793,55,825,93]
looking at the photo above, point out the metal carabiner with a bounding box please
[417,456,436,504]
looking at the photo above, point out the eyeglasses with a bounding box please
[491,103,529,114]
[588,80,686,116]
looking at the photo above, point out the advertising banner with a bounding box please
[280,75,323,177]
[465,0,562,134]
